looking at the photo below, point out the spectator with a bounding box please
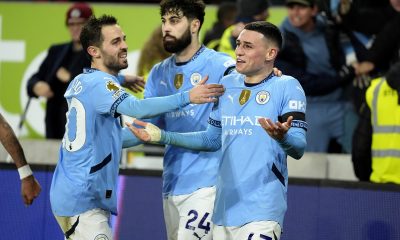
[0,113,41,205]
[203,1,237,50]
[352,0,400,78]
[218,0,270,58]
[26,2,93,139]
[276,0,354,153]
[352,61,400,183]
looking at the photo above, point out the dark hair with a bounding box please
[160,0,205,31]
[244,21,282,49]
[80,15,118,60]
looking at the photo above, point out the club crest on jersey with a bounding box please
[106,80,120,92]
[190,72,202,85]
[256,90,270,105]
[239,89,251,105]
[174,74,184,89]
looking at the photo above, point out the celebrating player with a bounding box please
[49,15,224,240]
[128,21,307,240]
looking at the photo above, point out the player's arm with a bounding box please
[116,76,224,118]
[0,113,41,205]
[126,119,222,152]
[259,113,307,160]
[121,127,143,148]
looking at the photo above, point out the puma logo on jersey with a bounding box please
[106,81,120,92]
[227,94,234,103]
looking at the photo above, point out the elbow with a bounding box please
[290,139,306,160]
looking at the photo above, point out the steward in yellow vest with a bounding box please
[354,62,400,183]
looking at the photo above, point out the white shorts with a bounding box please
[163,186,216,240]
[213,221,282,240]
[54,208,112,240]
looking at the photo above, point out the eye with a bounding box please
[244,44,252,49]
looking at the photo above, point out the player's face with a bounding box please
[67,18,86,43]
[161,11,192,53]
[99,25,128,72]
[287,4,317,31]
[235,30,270,76]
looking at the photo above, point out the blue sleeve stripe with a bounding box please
[110,93,129,118]
[291,120,308,131]
[208,117,221,128]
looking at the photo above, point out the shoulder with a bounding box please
[151,56,174,72]
[48,42,71,52]
[220,72,242,86]
[203,48,235,69]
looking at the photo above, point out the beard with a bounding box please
[103,50,128,73]
[163,27,192,53]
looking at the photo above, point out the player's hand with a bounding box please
[21,175,41,206]
[258,116,293,141]
[189,76,225,104]
[56,67,71,83]
[122,75,145,93]
[272,67,282,77]
[33,81,54,98]
[126,119,161,142]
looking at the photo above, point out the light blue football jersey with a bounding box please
[209,73,307,227]
[49,68,144,216]
[145,46,235,196]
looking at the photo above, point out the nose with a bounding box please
[162,22,171,35]
[121,39,128,50]
[235,45,243,56]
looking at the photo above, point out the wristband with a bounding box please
[18,165,33,180]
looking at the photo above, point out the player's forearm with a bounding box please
[160,125,221,152]
[276,128,306,160]
[121,127,143,148]
[0,118,28,167]
[117,92,190,118]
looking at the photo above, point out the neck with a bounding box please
[175,40,201,63]
[91,62,118,76]
[299,19,316,32]
[244,66,274,84]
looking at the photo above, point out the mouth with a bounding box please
[119,51,127,59]
[236,59,245,64]
[163,35,175,41]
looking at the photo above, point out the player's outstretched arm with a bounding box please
[0,113,41,205]
[116,75,224,119]
[126,119,221,151]
[259,116,306,159]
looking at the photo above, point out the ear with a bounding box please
[190,19,200,34]
[265,48,278,61]
[87,46,100,58]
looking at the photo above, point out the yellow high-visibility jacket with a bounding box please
[366,77,400,184]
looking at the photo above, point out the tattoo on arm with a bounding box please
[0,114,27,168]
